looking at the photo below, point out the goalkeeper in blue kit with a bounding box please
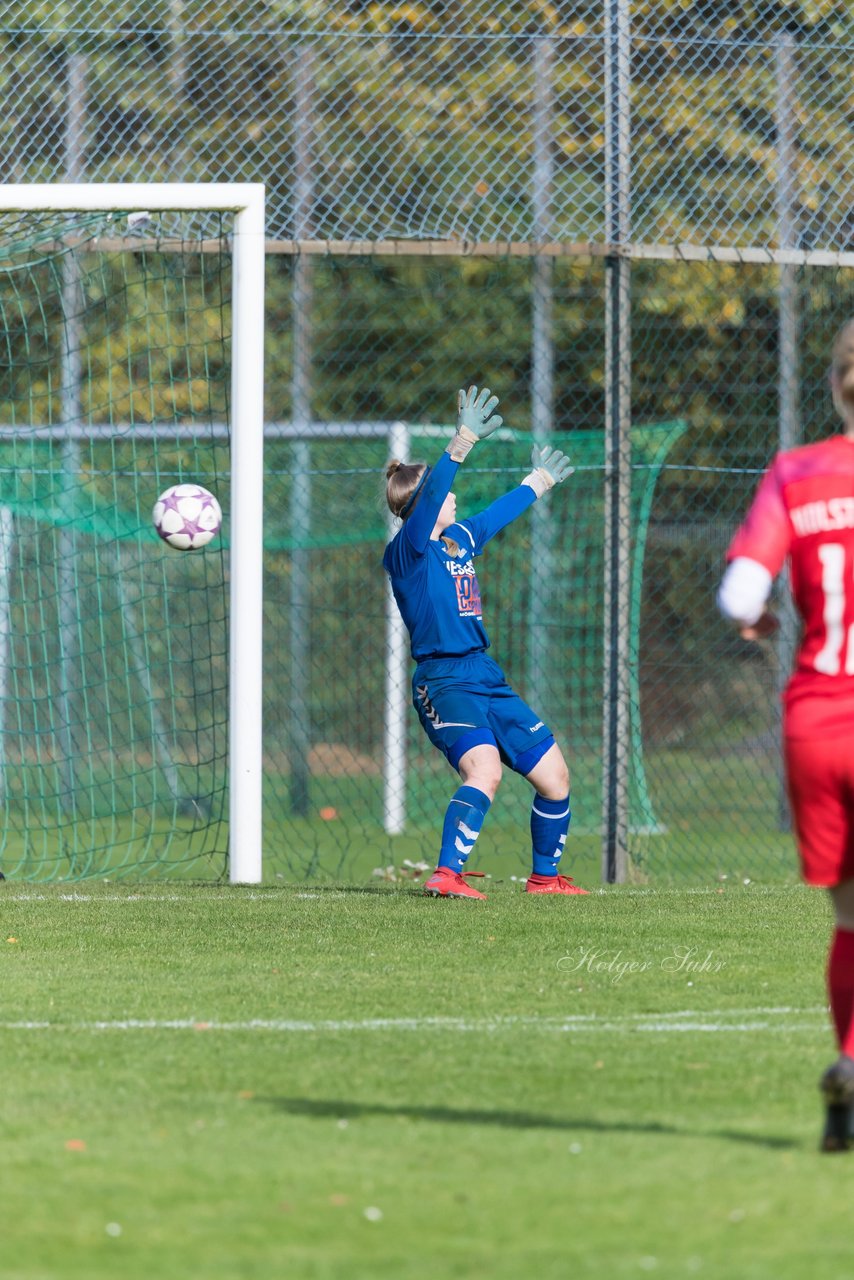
[383,385,587,899]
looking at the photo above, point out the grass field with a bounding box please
[1,880,848,1280]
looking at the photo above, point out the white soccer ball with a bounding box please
[152,483,222,551]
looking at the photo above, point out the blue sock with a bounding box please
[438,786,491,873]
[530,794,571,877]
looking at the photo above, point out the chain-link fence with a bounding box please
[4,4,852,248]
[3,2,854,882]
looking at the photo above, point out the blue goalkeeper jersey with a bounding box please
[382,451,536,661]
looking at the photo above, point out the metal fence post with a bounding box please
[775,33,800,833]
[527,35,555,713]
[289,45,315,817]
[384,422,410,835]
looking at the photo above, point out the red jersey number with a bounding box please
[814,542,854,676]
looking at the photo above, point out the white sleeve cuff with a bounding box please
[717,557,773,627]
[521,470,550,498]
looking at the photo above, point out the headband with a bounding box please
[399,465,432,519]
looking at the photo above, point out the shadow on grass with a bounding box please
[257,1095,796,1150]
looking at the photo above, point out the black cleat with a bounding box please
[819,1056,854,1152]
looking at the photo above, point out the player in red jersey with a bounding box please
[717,318,854,1151]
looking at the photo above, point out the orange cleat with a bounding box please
[525,873,589,895]
[423,868,487,900]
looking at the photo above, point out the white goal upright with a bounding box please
[0,184,265,885]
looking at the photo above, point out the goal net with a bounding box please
[0,186,264,884]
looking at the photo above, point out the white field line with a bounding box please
[0,885,808,901]
[0,1007,829,1035]
[1,892,355,901]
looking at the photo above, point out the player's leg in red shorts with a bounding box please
[785,734,854,887]
[786,733,854,1149]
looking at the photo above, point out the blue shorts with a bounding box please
[412,652,555,774]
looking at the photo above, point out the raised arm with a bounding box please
[404,385,503,552]
[463,444,575,549]
[403,452,461,552]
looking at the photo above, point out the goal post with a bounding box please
[0,183,265,885]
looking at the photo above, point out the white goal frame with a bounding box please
[0,183,266,884]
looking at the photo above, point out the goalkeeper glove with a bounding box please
[447,385,503,463]
[522,444,575,498]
